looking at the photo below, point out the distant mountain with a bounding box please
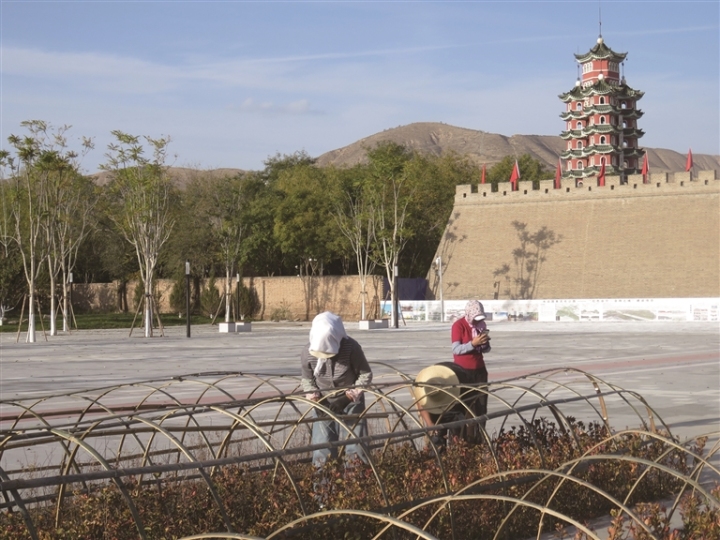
[92,167,244,188]
[315,122,720,173]
[90,123,718,182]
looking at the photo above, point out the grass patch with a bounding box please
[0,313,215,332]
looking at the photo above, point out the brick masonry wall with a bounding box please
[71,275,385,322]
[428,171,720,300]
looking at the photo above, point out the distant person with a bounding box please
[301,311,373,468]
[450,300,491,436]
[411,362,483,447]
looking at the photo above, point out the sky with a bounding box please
[1,0,718,174]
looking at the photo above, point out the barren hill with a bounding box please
[315,122,720,173]
[92,167,244,188]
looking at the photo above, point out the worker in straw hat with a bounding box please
[411,362,485,447]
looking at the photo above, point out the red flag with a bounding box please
[685,149,693,172]
[509,160,520,191]
[554,159,562,189]
[481,163,486,184]
[641,153,649,183]
[597,161,606,187]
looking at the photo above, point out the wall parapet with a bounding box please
[455,169,719,205]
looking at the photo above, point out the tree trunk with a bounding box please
[225,269,231,323]
[49,273,57,336]
[144,264,153,338]
[62,280,69,332]
[27,288,36,343]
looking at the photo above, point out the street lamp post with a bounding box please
[435,257,444,322]
[185,261,191,338]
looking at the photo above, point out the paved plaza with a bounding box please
[1,319,718,442]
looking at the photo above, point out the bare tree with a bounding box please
[365,143,415,326]
[207,176,245,323]
[334,184,376,320]
[101,131,175,337]
[53,172,95,333]
[32,124,95,335]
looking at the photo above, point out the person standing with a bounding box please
[450,300,491,434]
[301,311,373,467]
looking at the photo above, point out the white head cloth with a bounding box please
[309,312,348,377]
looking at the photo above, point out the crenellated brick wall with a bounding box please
[429,170,720,300]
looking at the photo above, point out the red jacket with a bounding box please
[451,317,485,370]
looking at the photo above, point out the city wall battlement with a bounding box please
[454,170,718,205]
[430,170,719,301]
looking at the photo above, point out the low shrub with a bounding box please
[1,420,716,539]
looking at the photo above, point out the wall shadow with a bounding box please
[493,221,563,300]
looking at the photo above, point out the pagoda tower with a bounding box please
[559,36,645,182]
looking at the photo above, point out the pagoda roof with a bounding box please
[575,37,627,63]
[561,144,619,159]
[560,125,621,139]
[620,109,644,119]
[560,104,643,121]
[622,128,645,138]
[559,80,644,102]
[621,148,645,158]
[561,164,623,180]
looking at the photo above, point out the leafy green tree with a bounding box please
[273,163,344,272]
[169,171,247,321]
[101,131,176,337]
[0,243,24,324]
[401,152,478,277]
[168,274,187,316]
[237,281,260,320]
[235,172,284,276]
[273,162,346,319]
[200,274,221,317]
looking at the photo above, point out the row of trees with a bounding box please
[0,121,554,339]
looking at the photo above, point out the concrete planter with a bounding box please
[358,319,389,330]
[218,321,252,333]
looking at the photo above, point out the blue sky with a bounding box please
[1,1,718,173]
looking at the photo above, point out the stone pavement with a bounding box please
[1,319,718,442]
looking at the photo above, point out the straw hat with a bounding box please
[411,364,461,414]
